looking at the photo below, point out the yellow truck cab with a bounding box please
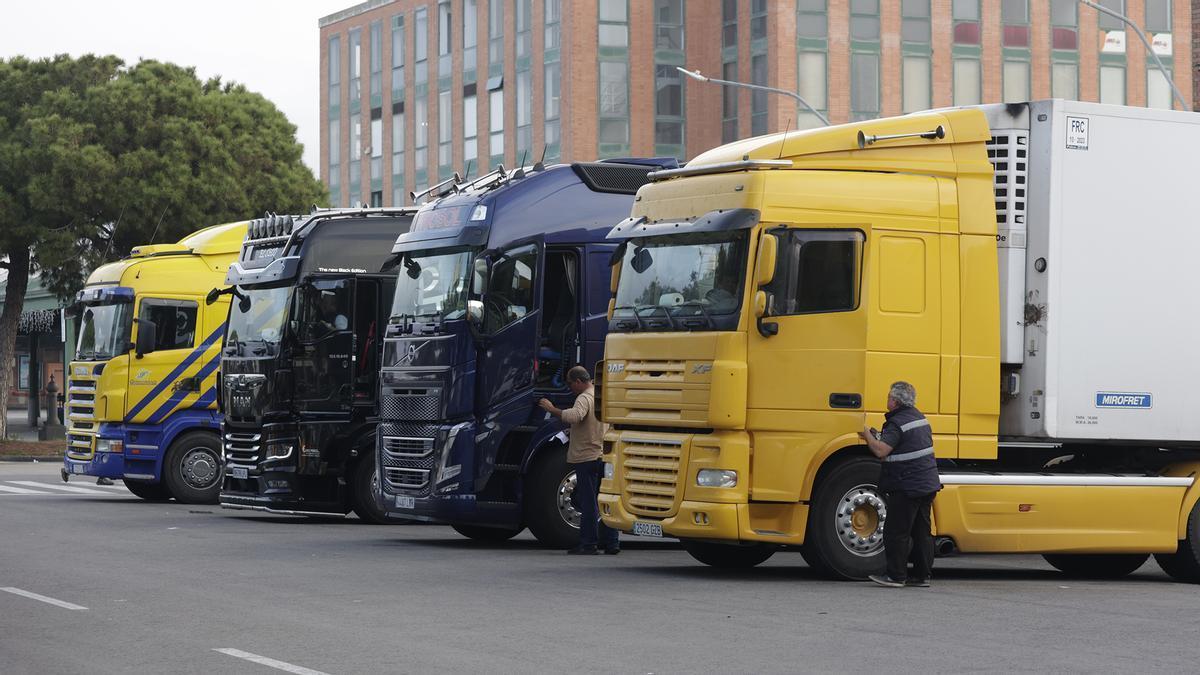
[62,221,248,503]
[599,100,1200,583]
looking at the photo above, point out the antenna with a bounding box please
[103,205,126,260]
[533,145,547,172]
[461,159,474,183]
[777,118,792,160]
[513,150,529,179]
[148,205,168,244]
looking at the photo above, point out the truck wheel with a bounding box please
[801,457,887,580]
[524,448,581,548]
[350,459,400,524]
[123,478,171,502]
[682,541,776,568]
[1154,498,1200,582]
[1042,553,1149,579]
[452,523,523,542]
[162,432,222,504]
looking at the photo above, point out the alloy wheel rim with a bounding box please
[834,483,887,557]
[556,470,581,529]
[181,447,221,490]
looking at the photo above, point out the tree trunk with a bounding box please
[0,249,32,441]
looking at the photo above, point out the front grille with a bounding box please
[378,422,438,496]
[223,430,261,469]
[379,388,442,421]
[66,378,98,458]
[621,437,686,518]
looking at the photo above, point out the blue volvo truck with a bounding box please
[375,159,674,546]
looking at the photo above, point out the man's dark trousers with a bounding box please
[573,459,619,551]
[883,491,936,582]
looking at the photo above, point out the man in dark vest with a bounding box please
[859,381,942,588]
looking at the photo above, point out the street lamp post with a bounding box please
[1078,0,1189,111]
[676,67,831,128]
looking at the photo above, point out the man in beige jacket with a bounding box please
[538,366,619,555]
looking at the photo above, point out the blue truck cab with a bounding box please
[376,159,674,546]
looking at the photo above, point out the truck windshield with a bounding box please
[227,286,290,347]
[77,303,133,361]
[390,249,473,322]
[613,231,748,326]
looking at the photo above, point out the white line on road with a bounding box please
[213,649,331,675]
[0,484,52,495]
[1,587,88,611]
[10,481,116,495]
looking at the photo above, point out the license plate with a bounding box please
[229,467,248,480]
[632,521,663,538]
[69,463,87,475]
[395,495,415,509]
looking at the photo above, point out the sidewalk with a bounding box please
[6,408,47,442]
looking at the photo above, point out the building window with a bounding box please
[328,34,342,206]
[544,0,562,163]
[438,89,452,172]
[796,0,827,129]
[1097,0,1124,31]
[599,60,630,154]
[370,110,383,189]
[545,0,562,51]
[1052,63,1078,99]
[1001,0,1030,103]
[370,20,383,109]
[349,119,362,206]
[952,0,981,45]
[391,15,405,101]
[850,0,880,121]
[463,94,478,167]
[414,97,428,175]
[1003,61,1030,102]
[489,84,504,161]
[438,0,452,76]
[392,106,405,206]
[415,6,428,84]
[516,0,532,59]
[901,0,931,113]
[1145,0,1171,32]
[463,0,477,83]
[1049,0,1077,99]
[721,0,738,142]
[1100,65,1125,104]
[1001,0,1029,47]
[750,0,767,42]
[599,0,629,48]
[488,0,503,74]
[751,53,768,135]
[329,34,342,117]
[654,64,684,158]
[349,28,362,109]
[328,119,341,205]
[953,59,981,105]
[656,0,683,50]
[1147,66,1173,109]
[516,69,532,161]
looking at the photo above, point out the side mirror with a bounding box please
[205,288,222,306]
[755,233,778,288]
[467,299,484,326]
[134,318,157,358]
[630,247,653,274]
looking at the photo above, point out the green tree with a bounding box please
[0,55,326,438]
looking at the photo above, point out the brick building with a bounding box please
[319,0,1194,208]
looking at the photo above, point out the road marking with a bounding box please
[0,485,52,495]
[10,481,115,495]
[1,587,88,611]
[213,648,331,675]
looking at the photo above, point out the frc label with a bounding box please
[1066,116,1089,150]
[1095,392,1152,409]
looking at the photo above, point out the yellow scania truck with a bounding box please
[598,100,1200,582]
[61,221,248,503]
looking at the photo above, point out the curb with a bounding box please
[0,457,63,463]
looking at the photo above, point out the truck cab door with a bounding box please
[127,296,207,425]
[292,277,356,414]
[476,242,543,412]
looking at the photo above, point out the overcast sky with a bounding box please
[2,0,351,176]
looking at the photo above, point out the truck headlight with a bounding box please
[265,440,295,460]
[96,438,124,454]
[696,469,737,488]
[603,462,614,480]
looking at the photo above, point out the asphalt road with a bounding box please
[2,461,1198,674]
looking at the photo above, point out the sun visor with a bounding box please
[391,224,488,253]
[226,256,302,286]
[606,208,760,240]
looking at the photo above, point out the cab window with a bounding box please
[294,278,353,342]
[766,230,864,315]
[483,245,538,333]
[138,299,198,351]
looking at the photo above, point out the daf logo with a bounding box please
[692,364,713,375]
[606,362,625,374]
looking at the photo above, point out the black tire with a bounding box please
[452,523,523,542]
[123,478,171,502]
[161,432,222,504]
[1154,498,1200,583]
[801,456,887,580]
[524,447,581,548]
[1042,553,1150,579]
[350,458,400,524]
[682,541,776,568]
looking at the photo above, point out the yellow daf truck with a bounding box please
[61,221,248,503]
[598,100,1200,582]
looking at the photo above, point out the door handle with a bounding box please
[172,376,201,393]
[829,393,862,409]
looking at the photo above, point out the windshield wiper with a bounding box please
[611,305,647,331]
[635,305,677,330]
